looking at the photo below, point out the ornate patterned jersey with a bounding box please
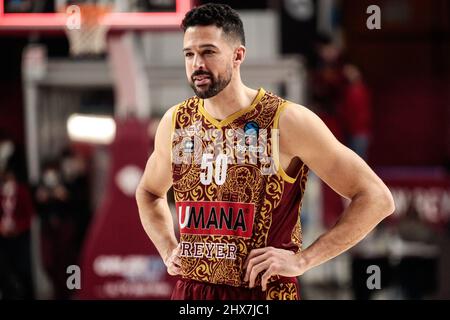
[171,88,309,290]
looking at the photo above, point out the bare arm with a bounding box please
[285,104,395,271]
[136,105,181,273]
[245,103,395,290]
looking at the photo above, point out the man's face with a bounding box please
[183,25,235,99]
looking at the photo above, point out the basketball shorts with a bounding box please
[171,278,300,300]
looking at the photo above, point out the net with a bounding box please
[64,3,112,57]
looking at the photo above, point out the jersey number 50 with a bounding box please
[200,154,228,186]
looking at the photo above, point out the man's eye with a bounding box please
[203,50,215,55]
[185,52,194,58]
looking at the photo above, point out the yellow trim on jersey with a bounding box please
[198,88,266,129]
[273,101,297,184]
[170,104,181,165]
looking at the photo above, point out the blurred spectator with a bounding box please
[60,148,90,254]
[338,64,372,160]
[310,37,373,160]
[0,130,27,182]
[0,138,35,299]
[310,37,346,142]
[0,135,14,174]
[35,160,77,300]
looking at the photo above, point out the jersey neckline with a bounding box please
[198,88,266,128]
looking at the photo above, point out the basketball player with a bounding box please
[136,3,395,300]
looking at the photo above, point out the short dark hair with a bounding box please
[181,3,245,46]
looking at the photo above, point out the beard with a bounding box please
[190,66,232,99]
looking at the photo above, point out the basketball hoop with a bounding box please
[63,3,112,57]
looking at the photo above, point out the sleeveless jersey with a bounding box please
[171,88,309,294]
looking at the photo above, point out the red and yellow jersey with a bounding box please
[171,88,309,289]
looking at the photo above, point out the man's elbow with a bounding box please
[135,183,145,203]
[135,183,163,206]
[376,184,396,218]
[135,184,153,208]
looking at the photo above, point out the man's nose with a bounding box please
[193,54,205,70]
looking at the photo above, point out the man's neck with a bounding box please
[203,81,259,121]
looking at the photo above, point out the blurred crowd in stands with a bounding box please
[309,36,372,160]
[0,131,90,299]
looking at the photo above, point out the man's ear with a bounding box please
[234,45,246,66]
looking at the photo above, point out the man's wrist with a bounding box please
[296,251,312,275]
[162,251,170,266]
[162,243,178,266]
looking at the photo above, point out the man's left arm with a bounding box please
[244,103,395,290]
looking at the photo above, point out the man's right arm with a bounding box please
[135,105,179,269]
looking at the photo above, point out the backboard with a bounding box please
[0,0,192,32]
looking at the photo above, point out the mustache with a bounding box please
[191,70,213,80]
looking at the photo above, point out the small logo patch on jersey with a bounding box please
[183,139,194,153]
[244,121,259,145]
[177,201,255,238]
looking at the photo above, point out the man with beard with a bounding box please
[136,3,395,300]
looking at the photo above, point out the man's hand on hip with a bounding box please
[164,243,183,276]
[243,246,306,291]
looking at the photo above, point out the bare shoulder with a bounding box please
[278,102,339,158]
[139,104,179,195]
[154,104,180,147]
[160,104,179,127]
[279,102,325,133]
